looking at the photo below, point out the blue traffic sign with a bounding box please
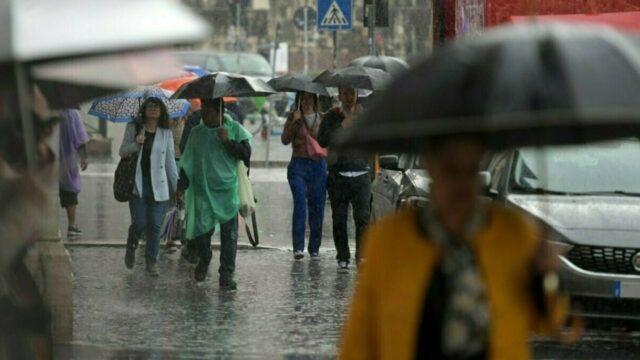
[317,0,352,31]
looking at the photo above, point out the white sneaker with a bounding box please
[294,250,304,260]
[338,261,349,271]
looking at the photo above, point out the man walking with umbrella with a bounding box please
[176,98,251,288]
[318,87,371,270]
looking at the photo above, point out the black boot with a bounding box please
[194,237,212,282]
[219,273,237,290]
[181,240,199,264]
[124,227,139,269]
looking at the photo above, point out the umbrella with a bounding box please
[268,74,330,96]
[171,72,276,100]
[348,56,410,78]
[2,0,209,63]
[89,87,190,123]
[313,66,392,91]
[183,65,209,77]
[337,22,640,153]
[158,73,239,110]
[32,49,186,109]
[2,0,211,168]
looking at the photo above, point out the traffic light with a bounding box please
[364,0,389,27]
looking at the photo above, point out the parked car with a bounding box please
[372,139,640,320]
[370,153,429,221]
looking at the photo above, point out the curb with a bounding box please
[64,242,281,251]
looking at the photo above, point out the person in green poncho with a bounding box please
[176,98,252,289]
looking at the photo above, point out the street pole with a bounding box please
[332,31,338,69]
[368,2,376,56]
[235,2,241,51]
[304,2,309,74]
[266,22,281,168]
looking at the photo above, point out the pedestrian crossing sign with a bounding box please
[317,0,352,31]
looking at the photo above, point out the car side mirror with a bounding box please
[479,171,492,189]
[379,155,400,171]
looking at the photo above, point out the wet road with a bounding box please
[57,247,355,359]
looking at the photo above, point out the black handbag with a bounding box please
[113,124,140,202]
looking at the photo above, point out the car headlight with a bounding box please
[546,230,574,256]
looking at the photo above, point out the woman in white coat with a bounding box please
[119,97,178,276]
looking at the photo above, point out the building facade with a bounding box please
[181,0,433,73]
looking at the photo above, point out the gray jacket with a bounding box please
[119,123,178,202]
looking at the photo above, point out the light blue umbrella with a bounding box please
[89,86,190,123]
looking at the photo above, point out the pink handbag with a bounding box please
[300,118,327,159]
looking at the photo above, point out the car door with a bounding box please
[371,154,407,222]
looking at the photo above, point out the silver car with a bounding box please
[372,139,640,320]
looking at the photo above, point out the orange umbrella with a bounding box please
[158,73,238,111]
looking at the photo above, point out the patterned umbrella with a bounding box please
[88,87,190,123]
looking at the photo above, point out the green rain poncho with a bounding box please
[180,115,252,239]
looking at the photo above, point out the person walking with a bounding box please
[339,135,569,360]
[58,108,89,239]
[281,91,327,260]
[120,97,179,276]
[176,98,252,289]
[318,87,371,271]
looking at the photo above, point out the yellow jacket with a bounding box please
[339,205,568,360]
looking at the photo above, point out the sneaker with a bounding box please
[293,250,304,260]
[124,244,136,269]
[310,252,320,260]
[145,262,159,277]
[219,276,238,291]
[67,225,82,238]
[338,261,349,271]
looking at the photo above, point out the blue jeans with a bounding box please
[128,176,167,264]
[287,157,328,253]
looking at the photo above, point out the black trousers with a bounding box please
[327,172,372,263]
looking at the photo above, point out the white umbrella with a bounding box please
[0,0,211,168]
[1,0,210,62]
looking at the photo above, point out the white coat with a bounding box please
[119,122,178,202]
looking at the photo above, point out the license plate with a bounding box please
[614,281,640,299]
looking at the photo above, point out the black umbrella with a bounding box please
[267,74,330,96]
[313,66,391,91]
[348,55,409,78]
[171,72,276,100]
[337,23,640,153]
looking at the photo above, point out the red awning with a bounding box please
[511,11,640,33]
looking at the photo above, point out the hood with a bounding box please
[508,194,640,248]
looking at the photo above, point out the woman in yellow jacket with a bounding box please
[339,136,569,360]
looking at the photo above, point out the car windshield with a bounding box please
[511,140,640,194]
[218,53,272,76]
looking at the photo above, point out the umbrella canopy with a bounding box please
[1,0,210,63]
[337,23,640,153]
[158,73,239,110]
[182,65,209,77]
[348,56,410,78]
[313,66,392,91]
[32,49,185,109]
[268,74,330,96]
[89,87,190,123]
[171,72,276,100]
